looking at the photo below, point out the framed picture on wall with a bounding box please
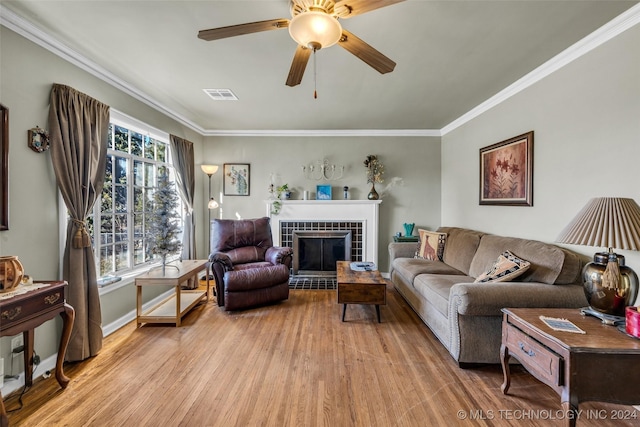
[223,163,250,196]
[479,131,533,206]
[0,104,8,230]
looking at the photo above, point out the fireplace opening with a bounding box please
[293,230,352,276]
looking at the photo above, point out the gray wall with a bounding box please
[0,27,208,379]
[201,136,441,271]
[441,24,640,302]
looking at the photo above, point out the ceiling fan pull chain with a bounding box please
[313,47,318,99]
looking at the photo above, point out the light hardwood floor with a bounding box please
[5,284,639,426]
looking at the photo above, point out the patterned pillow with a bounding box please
[474,250,531,283]
[416,229,447,261]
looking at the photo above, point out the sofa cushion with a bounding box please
[474,250,531,283]
[413,273,475,316]
[469,235,566,285]
[437,227,486,275]
[393,258,465,285]
[417,229,446,261]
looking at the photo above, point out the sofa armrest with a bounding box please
[389,242,419,260]
[265,246,293,267]
[449,282,587,317]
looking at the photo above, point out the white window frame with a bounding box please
[59,110,183,295]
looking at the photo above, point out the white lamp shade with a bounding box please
[208,198,219,209]
[288,11,342,49]
[201,164,219,175]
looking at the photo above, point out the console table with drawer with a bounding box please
[0,281,75,427]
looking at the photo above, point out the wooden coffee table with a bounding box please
[501,308,640,427]
[336,261,386,323]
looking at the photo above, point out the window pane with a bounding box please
[105,156,113,185]
[156,141,166,162]
[134,213,143,236]
[115,186,127,213]
[144,135,154,159]
[100,246,114,276]
[115,156,127,185]
[133,188,144,213]
[131,132,143,157]
[107,124,113,150]
[114,126,129,153]
[100,215,113,244]
[101,185,113,212]
[114,214,127,242]
[134,240,144,265]
[115,244,129,270]
[134,160,144,187]
[144,163,154,187]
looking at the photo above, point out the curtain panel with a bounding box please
[169,135,196,263]
[49,84,109,361]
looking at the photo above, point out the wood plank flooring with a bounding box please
[5,284,639,426]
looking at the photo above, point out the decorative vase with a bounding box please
[403,223,415,237]
[0,255,25,293]
[583,252,639,317]
[367,184,379,200]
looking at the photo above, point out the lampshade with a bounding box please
[208,198,219,209]
[201,164,219,175]
[556,197,640,251]
[288,11,342,49]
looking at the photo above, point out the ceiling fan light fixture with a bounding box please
[288,11,342,49]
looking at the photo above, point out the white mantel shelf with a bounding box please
[266,199,382,265]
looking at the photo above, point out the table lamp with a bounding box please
[556,197,640,319]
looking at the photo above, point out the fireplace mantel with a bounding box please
[265,200,382,265]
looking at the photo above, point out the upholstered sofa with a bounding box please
[389,227,588,366]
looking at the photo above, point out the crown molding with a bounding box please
[0,5,207,134]
[2,3,639,138]
[441,3,640,136]
[201,128,441,137]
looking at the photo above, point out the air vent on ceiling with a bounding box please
[203,88,238,101]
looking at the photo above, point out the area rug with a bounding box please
[289,276,337,290]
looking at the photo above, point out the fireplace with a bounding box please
[293,230,352,276]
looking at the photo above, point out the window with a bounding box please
[86,111,181,280]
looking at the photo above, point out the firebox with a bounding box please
[292,230,352,276]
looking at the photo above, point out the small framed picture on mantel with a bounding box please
[316,185,332,200]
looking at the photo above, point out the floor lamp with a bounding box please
[201,165,219,282]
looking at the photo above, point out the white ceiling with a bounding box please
[2,1,638,134]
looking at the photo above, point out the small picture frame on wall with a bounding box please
[479,131,533,206]
[223,163,250,196]
[316,185,332,200]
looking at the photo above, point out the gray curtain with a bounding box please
[169,135,196,262]
[49,84,109,361]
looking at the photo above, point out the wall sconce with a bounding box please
[302,158,344,181]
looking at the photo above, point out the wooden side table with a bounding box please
[135,260,209,327]
[0,281,75,427]
[501,308,640,427]
[336,261,386,323]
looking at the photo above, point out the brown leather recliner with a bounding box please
[209,217,292,310]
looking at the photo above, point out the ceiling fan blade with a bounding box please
[286,45,312,87]
[198,19,289,41]
[338,30,396,74]
[334,0,405,19]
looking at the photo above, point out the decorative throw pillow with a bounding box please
[416,229,447,261]
[474,250,531,283]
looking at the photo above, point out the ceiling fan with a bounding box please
[198,0,405,89]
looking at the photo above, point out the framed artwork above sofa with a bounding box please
[479,131,533,206]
